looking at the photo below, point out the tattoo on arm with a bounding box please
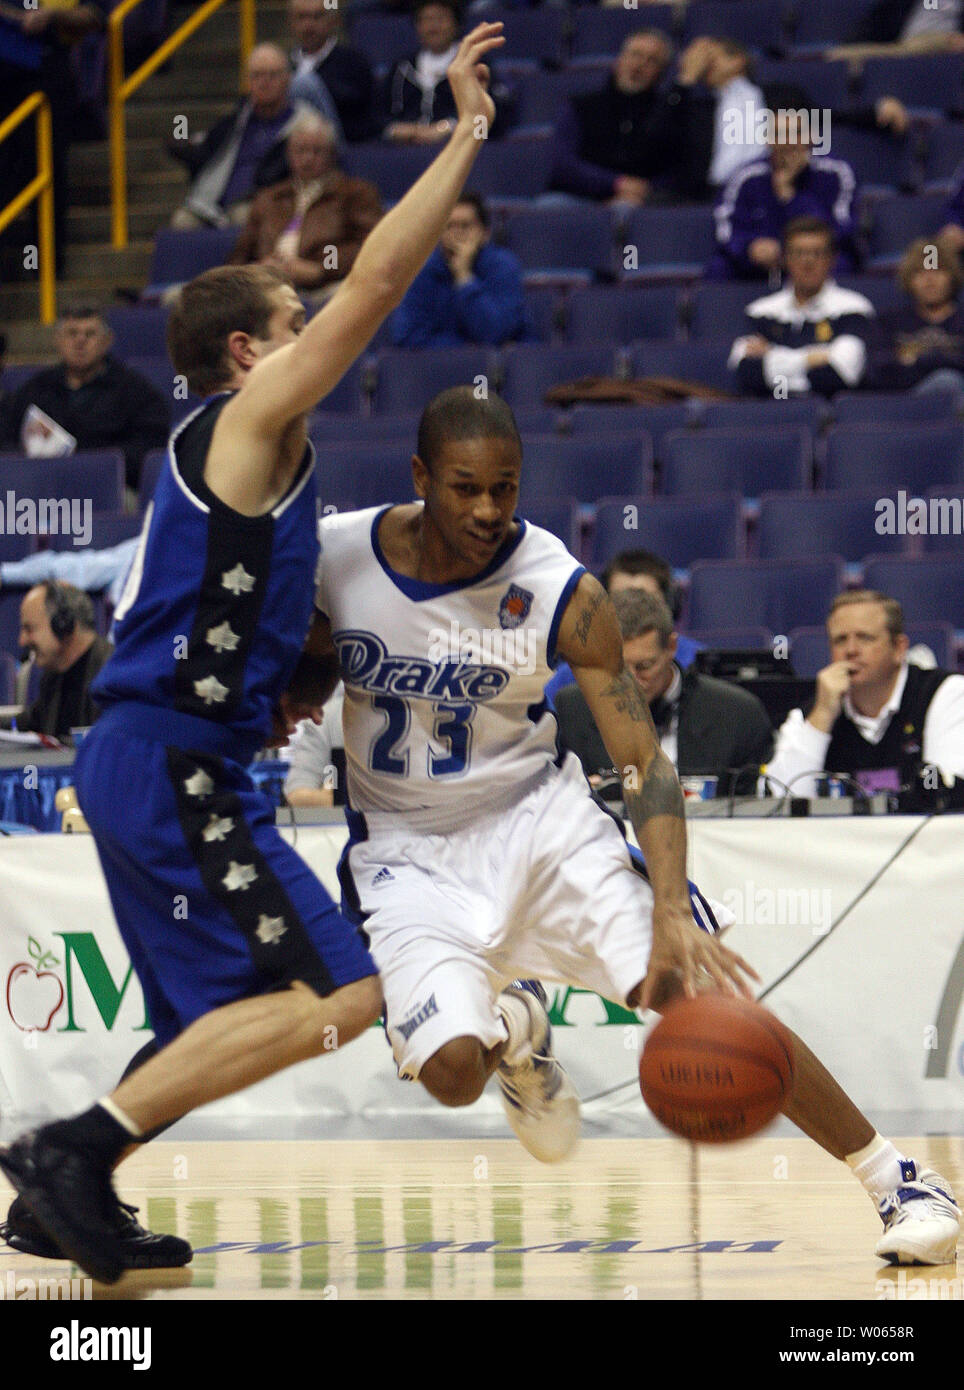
[600,670,657,729]
[624,757,685,827]
[572,587,607,647]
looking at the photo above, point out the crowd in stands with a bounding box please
[1,0,964,789]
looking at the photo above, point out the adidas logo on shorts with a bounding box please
[371,866,395,887]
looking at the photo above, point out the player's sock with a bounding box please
[845,1133,908,1202]
[498,993,536,1068]
[117,1041,180,1144]
[43,1101,143,1169]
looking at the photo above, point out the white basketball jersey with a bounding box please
[316,506,585,825]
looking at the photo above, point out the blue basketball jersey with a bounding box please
[92,395,318,751]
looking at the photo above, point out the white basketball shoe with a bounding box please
[875,1161,960,1265]
[496,982,581,1163]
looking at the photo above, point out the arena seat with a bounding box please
[862,555,964,625]
[860,55,964,114]
[757,491,908,563]
[589,492,744,570]
[661,427,813,498]
[0,452,124,513]
[682,0,785,51]
[824,422,964,491]
[830,390,960,425]
[502,205,617,280]
[370,347,498,415]
[516,435,652,506]
[570,4,676,58]
[687,557,844,633]
[500,343,620,410]
[789,622,957,677]
[566,285,680,344]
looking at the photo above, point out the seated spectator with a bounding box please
[229,112,382,300]
[3,584,111,741]
[833,0,964,56]
[283,682,345,807]
[548,29,681,205]
[765,590,964,798]
[711,116,859,280]
[0,304,170,492]
[380,0,510,144]
[170,43,315,229]
[728,217,874,398]
[390,193,525,347]
[868,235,964,401]
[0,537,138,609]
[545,548,705,708]
[672,37,767,202]
[288,0,376,143]
[555,589,773,798]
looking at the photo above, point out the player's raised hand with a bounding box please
[447,22,505,136]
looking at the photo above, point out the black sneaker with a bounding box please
[1,1194,192,1269]
[0,1132,130,1284]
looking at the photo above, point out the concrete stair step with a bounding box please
[167,1,287,45]
[121,98,236,142]
[67,167,186,205]
[0,278,133,337]
[135,65,244,101]
[67,204,179,243]
[63,241,153,280]
[70,139,181,178]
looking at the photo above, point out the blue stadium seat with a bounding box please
[522,286,562,343]
[520,499,582,554]
[570,5,676,58]
[566,402,695,456]
[824,422,964,491]
[699,399,828,432]
[827,127,915,193]
[566,285,680,343]
[314,442,419,513]
[0,533,38,562]
[502,205,617,280]
[922,486,964,552]
[629,341,736,395]
[470,134,554,201]
[789,622,957,676]
[517,435,652,506]
[0,593,22,661]
[483,8,567,66]
[688,281,765,340]
[589,492,744,570]
[500,343,620,410]
[311,412,420,443]
[346,12,415,69]
[0,651,15,703]
[146,228,240,293]
[0,452,124,513]
[755,57,851,109]
[831,390,960,425]
[45,512,143,553]
[788,0,879,49]
[514,67,610,129]
[342,143,436,203]
[853,555,964,626]
[688,626,775,650]
[661,427,813,498]
[0,365,39,396]
[682,0,785,51]
[865,192,947,269]
[106,305,169,359]
[860,55,964,113]
[922,123,964,190]
[620,206,716,279]
[757,490,907,563]
[835,273,906,315]
[687,557,844,632]
[370,347,498,415]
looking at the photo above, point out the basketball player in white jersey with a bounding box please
[315,388,959,1266]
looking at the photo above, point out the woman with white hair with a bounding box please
[229,111,383,297]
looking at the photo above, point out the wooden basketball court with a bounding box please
[2,1136,960,1300]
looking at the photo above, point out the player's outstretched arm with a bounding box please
[226,23,504,438]
[557,574,757,1005]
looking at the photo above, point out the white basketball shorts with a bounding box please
[344,756,730,1079]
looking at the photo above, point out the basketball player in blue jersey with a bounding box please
[0,25,508,1286]
[315,387,959,1266]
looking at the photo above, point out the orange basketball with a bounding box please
[639,994,795,1144]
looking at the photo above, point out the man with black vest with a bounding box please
[555,589,773,798]
[766,590,964,799]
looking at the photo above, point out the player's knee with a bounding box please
[420,1038,487,1107]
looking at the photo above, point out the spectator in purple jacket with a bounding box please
[710,115,859,280]
[391,193,525,347]
[868,235,964,401]
[547,30,682,205]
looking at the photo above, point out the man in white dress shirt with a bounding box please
[766,590,964,799]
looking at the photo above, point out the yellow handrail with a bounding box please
[109,0,256,248]
[0,92,55,325]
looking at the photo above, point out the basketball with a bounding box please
[639,994,795,1144]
